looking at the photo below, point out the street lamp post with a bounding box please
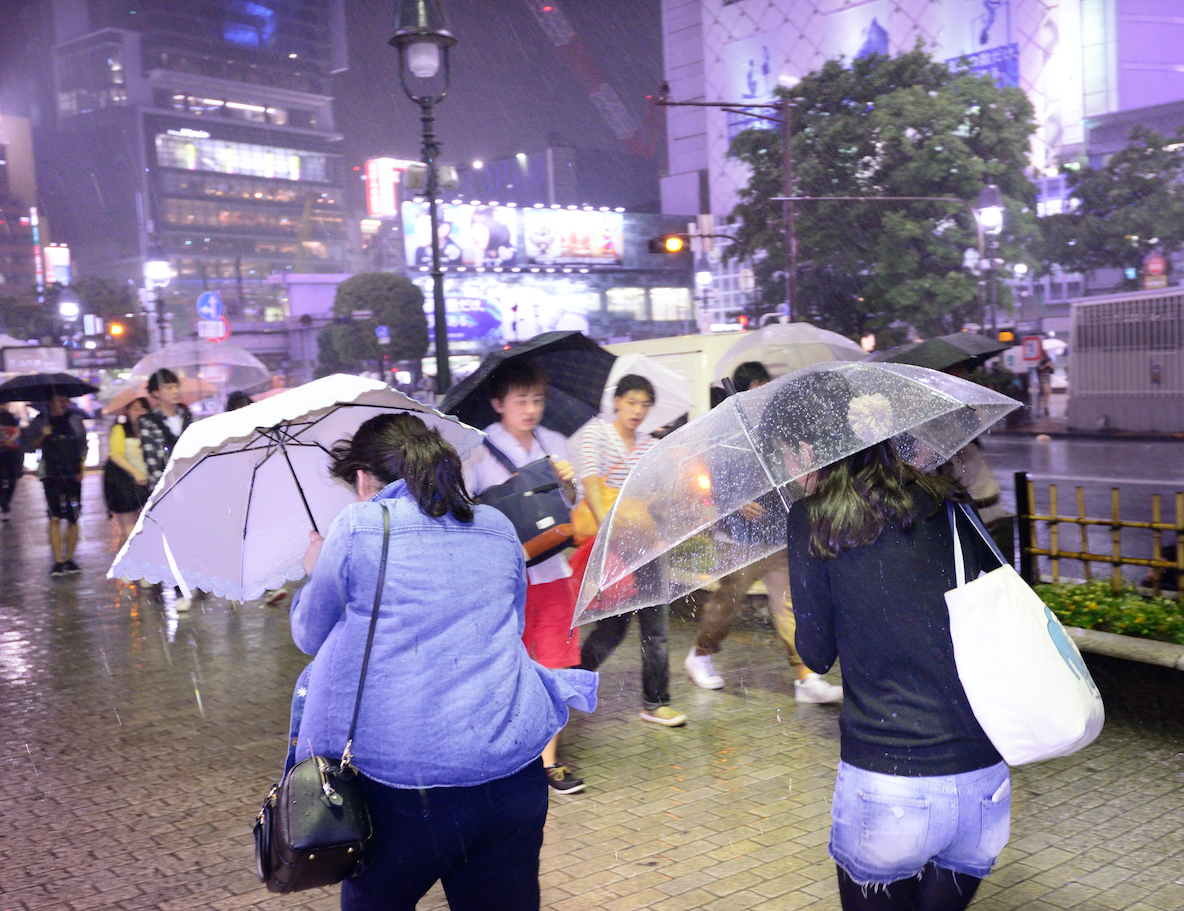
[975,184,1005,338]
[143,247,173,352]
[390,0,457,393]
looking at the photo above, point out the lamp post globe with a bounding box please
[390,0,457,392]
[975,183,1004,236]
[57,287,81,322]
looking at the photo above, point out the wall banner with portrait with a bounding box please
[401,201,520,268]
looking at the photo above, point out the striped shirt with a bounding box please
[578,419,655,489]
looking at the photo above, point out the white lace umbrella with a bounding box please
[573,362,1020,625]
[713,322,865,382]
[108,375,485,602]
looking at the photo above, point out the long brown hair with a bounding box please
[804,440,962,558]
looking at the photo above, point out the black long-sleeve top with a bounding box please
[786,488,1004,777]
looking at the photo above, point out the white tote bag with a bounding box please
[944,502,1105,765]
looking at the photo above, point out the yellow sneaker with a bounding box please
[639,706,687,727]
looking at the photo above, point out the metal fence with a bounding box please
[1072,290,1184,395]
[1015,471,1184,601]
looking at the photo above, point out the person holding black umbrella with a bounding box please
[462,360,586,796]
[22,395,88,575]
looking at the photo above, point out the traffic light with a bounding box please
[648,234,686,254]
[108,322,126,339]
[998,330,1015,342]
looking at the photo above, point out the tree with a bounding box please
[1037,126,1184,290]
[316,272,428,376]
[727,46,1037,338]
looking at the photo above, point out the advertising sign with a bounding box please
[942,0,1018,87]
[423,297,503,343]
[365,158,415,218]
[2,346,68,373]
[721,33,781,139]
[522,209,624,266]
[401,201,520,268]
[43,244,71,286]
[1143,252,1168,290]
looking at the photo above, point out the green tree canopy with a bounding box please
[1036,126,1184,289]
[317,272,428,376]
[728,46,1036,338]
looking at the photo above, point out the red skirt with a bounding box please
[523,577,580,669]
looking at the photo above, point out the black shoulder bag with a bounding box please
[477,438,573,566]
[254,506,391,893]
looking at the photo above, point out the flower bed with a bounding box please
[1036,581,1184,646]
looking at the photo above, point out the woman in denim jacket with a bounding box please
[292,413,598,911]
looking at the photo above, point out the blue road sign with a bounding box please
[196,291,224,320]
[375,324,391,343]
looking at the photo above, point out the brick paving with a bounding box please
[1,475,1182,911]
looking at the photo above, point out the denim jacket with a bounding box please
[290,480,598,789]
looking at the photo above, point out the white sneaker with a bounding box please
[173,597,192,613]
[685,648,725,689]
[794,673,843,704]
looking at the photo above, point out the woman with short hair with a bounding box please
[103,396,152,544]
[292,412,597,911]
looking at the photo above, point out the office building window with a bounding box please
[160,198,343,237]
[650,287,692,321]
[158,170,338,206]
[155,133,328,182]
[606,287,647,320]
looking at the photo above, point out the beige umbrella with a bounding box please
[102,377,219,414]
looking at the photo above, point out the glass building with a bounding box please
[42,0,348,322]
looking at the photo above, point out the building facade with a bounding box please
[40,0,349,325]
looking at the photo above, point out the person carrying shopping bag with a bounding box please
[573,374,687,728]
[292,413,597,911]
[770,376,1009,911]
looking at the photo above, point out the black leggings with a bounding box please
[837,863,981,911]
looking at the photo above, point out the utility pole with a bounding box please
[653,86,795,322]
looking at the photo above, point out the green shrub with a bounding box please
[1035,581,1184,646]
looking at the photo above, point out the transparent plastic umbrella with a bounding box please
[124,341,272,398]
[572,362,1021,625]
[712,322,865,382]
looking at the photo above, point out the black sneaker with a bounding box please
[545,764,585,795]
[63,560,81,574]
[50,562,65,576]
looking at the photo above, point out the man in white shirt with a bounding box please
[463,360,586,795]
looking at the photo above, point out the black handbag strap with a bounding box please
[482,439,520,476]
[341,504,391,769]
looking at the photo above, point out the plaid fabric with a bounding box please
[140,406,192,487]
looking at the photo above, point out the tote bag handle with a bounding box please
[947,500,1008,589]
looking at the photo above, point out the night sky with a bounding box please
[333,0,664,169]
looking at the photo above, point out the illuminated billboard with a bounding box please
[401,201,520,268]
[365,158,415,218]
[43,244,71,285]
[523,209,623,266]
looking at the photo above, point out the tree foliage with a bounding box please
[727,47,1036,338]
[317,272,428,376]
[1036,126,1184,288]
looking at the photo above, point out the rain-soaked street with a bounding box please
[1,473,1182,911]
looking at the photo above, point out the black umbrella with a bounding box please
[0,372,99,403]
[441,332,616,436]
[867,333,1011,372]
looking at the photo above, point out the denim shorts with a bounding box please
[829,760,1011,885]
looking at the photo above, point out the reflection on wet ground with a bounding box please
[0,474,1181,911]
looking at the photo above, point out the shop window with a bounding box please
[650,287,692,321]
[606,288,646,320]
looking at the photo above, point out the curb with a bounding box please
[1068,626,1184,672]
[992,427,1184,442]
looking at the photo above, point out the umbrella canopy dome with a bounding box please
[108,374,487,603]
[125,340,271,395]
[441,331,615,436]
[573,361,1022,626]
[102,377,219,414]
[0,372,99,403]
[598,353,693,434]
[713,322,865,382]
[868,333,1012,372]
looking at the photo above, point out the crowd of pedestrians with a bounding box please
[6,345,1014,911]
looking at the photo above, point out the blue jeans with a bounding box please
[341,759,548,911]
[830,760,1011,885]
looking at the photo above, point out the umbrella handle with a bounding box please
[722,379,792,513]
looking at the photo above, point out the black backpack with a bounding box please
[477,440,573,566]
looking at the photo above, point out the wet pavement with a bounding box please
[1,474,1183,911]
